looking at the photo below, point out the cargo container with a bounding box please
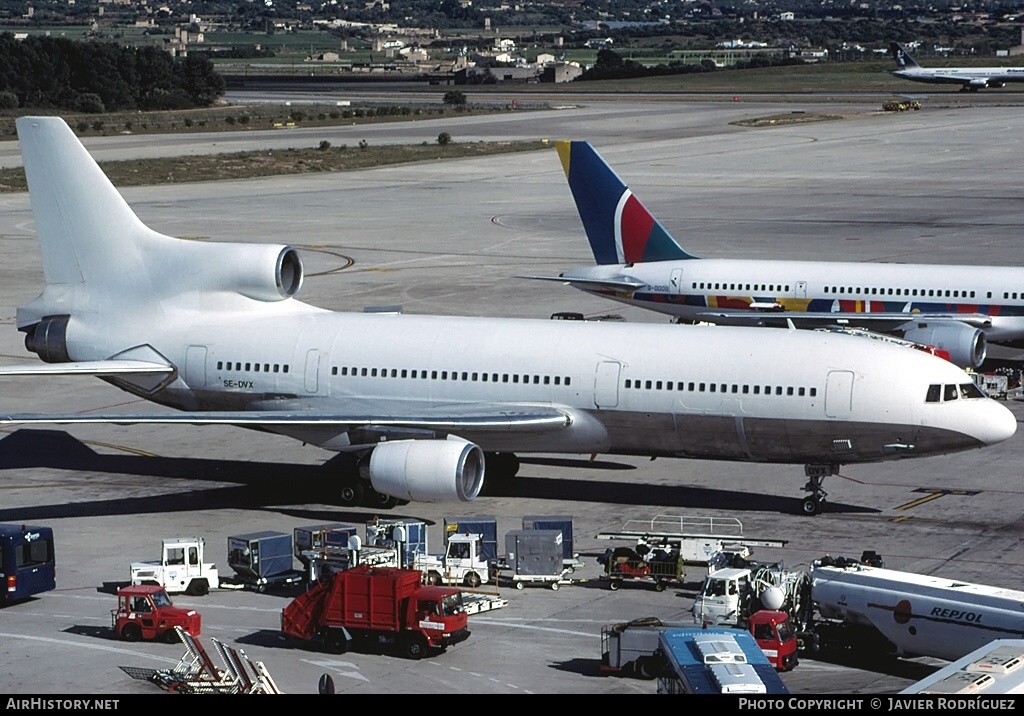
[494,529,567,589]
[522,515,582,573]
[227,531,304,592]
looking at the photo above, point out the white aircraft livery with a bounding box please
[890,41,1024,91]
[527,139,1024,370]
[0,118,1015,516]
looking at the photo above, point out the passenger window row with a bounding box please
[330,366,572,386]
[217,361,289,373]
[693,282,790,292]
[824,286,977,298]
[624,379,816,398]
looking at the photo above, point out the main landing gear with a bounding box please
[801,464,838,516]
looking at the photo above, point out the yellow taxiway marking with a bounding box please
[894,488,979,513]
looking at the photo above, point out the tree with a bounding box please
[437,132,452,145]
[443,90,466,106]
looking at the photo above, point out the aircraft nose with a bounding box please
[977,400,1018,445]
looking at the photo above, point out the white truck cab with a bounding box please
[130,537,220,596]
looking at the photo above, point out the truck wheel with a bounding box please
[515,580,525,590]
[326,632,349,654]
[463,572,481,589]
[636,658,657,680]
[654,581,667,592]
[186,579,209,597]
[550,581,560,591]
[164,629,182,644]
[608,580,620,591]
[120,623,142,642]
[404,634,428,660]
[426,572,443,586]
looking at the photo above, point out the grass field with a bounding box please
[0,139,552,192]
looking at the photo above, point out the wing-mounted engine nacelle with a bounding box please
[366,438,485,502]
[23,314,70,363]
[190,243,304,301]
[903,323,987,369]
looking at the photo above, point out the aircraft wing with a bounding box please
[0,360,174,376]
[0,404,573,434]
[517,274,647,292]
[690,310,993,331]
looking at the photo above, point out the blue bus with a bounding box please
[0,524,56,603]
[656,628,790,695]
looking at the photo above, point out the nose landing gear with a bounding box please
[801,464,838,516]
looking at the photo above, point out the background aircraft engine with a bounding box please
[192,243,304,301]
[367,438,485,502]
[903,323,987,369]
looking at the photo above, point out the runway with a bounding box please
[1,98,1023,694]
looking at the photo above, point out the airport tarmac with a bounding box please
[1,99,1023,695]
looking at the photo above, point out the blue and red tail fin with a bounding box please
[555,140,697,265]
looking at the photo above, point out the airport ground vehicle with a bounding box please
[0,523,55,603]
[280,564,470,659]
[899,640,1024,695]
[293,523,358,565]
[600,611,796,677]
[600,617,689,679]
[491,529,568,590]
[365,518,427,567]
[693,553,1024,662]
[595,515,786,570]
[598,543,686,591]
[112,584,201,643]
[882,99,922,111]
[414,532,490,588]
[656,628,790,694]
[226,531,304,592]
[444,516,498,562]
[130,537,219,596]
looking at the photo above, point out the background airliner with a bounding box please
[890,41,1024,91]
[0,118,1014,516]
[526,140,1024,370]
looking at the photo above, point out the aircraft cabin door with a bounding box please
[795,281,807,299]
[670,269,684,295]
[184,346,207,389]
[594,361,621,408]
[304,349,321,394]
[825,370,854,419]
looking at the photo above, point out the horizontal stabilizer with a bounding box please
[517,274,647,292]
[0,360,174,377]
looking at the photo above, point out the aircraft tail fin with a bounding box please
[16,117,172,292]
[554,140,697,265]
[890,42,919,69]
[15,117,304,337]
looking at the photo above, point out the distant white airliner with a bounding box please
[0,118,1015,516]
[526,140,1024,370]
[890,41,1024,91]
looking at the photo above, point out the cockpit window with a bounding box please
[943,384,959,402]
[926,384,941,403]
[959,382,985,399]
